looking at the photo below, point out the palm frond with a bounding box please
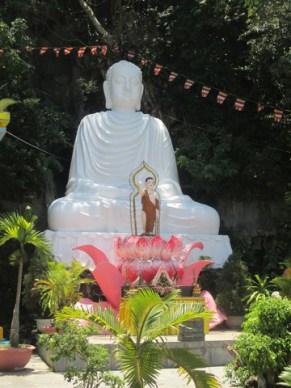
[165,347,220,388]
[117,336,161,388]
[56,306,125,336]
[126,288,165,337]
[146,303,211,339]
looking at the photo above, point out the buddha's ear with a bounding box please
[136,84,144,111]
[103,80,112,109]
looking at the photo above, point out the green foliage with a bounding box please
[227,296,291,386]
[0,209,51,347]
[56,288,219,388]
[39,322,124,388]
[216,257,249,314]
[34,260,93,317]
[244,274,274,306]
[278,365,291,387]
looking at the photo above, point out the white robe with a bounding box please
[48,110,220,234]
[66,111,181,199]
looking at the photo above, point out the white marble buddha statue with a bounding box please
[48,60,220,235]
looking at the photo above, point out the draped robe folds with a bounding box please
[67,111,181,199]
[48,110,220,234]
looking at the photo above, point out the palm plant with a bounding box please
[56,288,220,388]
[244,274,274,306]
[0,210,51,347]
[34,260,93,316]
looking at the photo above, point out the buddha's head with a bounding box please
[104,60,144,112]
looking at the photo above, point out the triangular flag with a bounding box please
[40,47,48,55]
[274,109,283,123]
[201,86,211,98]
[140,58,148,66]
[127,51,135,60]
[101,45,107,56]
[64,47,73,55]
[53,48,61,57]
[257,103,264,112]
[234,98,245,111]
[77,47,86,57]
[153,64,163,76]
[184,79,194,89]
[90,46,98,55]
[168,72,178,82]
[217,91,227,104]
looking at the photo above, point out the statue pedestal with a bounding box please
[45,230,232,269]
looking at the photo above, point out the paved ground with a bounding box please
[0,354,235,388]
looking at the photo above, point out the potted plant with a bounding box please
[33,260,93,332]
[0,209,51,369]
[216,257,249,329]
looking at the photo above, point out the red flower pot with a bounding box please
[0,345,35,370]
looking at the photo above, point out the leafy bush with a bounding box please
[216,257,249,315]
[39,322,124,388]
[227,296,291,386]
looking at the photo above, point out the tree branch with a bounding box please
[78,0,114,46]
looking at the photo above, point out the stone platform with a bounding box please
[45,230,232,268]
[39,329,239,372]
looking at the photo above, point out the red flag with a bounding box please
[201,86,211,98]
[153,64,163,76]
[217,91,227,104]
[168,72,178,82]
[101,45,107,56]
[64,47,73,55]
[127,51,135,60]
[53,48,61,57]
[77,47,86,57]
[274,109,283,123]
[90,46,98,55]
[234,98,245,111]
[40,47,48,55]
[257,103,264,112]
[184,79,194,89]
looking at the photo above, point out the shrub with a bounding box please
[226,296,291,386]
[39,322,124,388]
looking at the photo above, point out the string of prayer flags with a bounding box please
[127,51,135,60]
[153,64,163,76]
[274,109,283,123]
[0,44,286,123]
[217,91,228,104]
[234,98,245,111]
[201,86,211,98]
[168,72,178,82]
[77,47,86,57]
[184,79,194,89]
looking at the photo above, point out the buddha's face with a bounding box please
[104,61,144,112]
